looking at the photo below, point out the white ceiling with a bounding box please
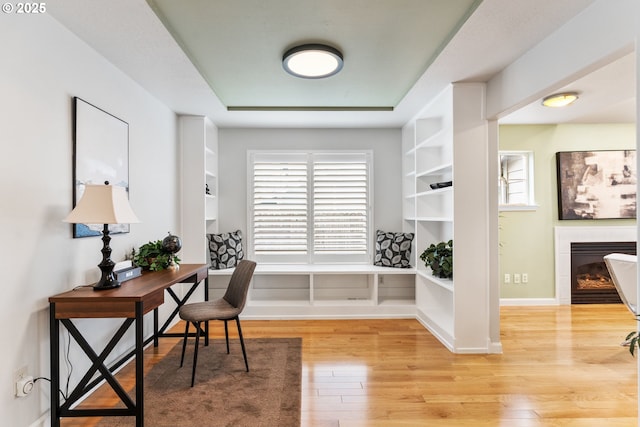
[501,52,636,124]
[47,0,634,128]
[146,0,480,110]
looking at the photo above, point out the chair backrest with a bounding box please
[223,260,257,311]
[604,253,637,315]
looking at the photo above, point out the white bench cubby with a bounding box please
[207,264,416,319]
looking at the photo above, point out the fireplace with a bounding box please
[570,241,636,304]
[554,226,636,304]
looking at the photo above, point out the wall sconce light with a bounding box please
[541,92,579,107]
[64,182,140,290]
[282,43,343,79]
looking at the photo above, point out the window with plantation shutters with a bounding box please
[252,153,308,260]
[313,154,368,256]
[249,151,372,263]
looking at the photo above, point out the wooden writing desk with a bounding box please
[49,264,209,427]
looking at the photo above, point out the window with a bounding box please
[499,151,537,210]
[249,151,372,263]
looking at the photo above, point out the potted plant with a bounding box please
[420,239,453,279]
[133,240,180,271]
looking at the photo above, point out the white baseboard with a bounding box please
[500,297,558,306]
[29,413,48,427]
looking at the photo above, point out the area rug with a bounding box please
[97,338,301,427]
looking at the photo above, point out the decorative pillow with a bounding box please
[207,230,244,269]
[374,230,414,268]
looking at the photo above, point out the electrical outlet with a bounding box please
[13,366,28,397]
[16,376,34,397]
[14,366,27,383]
[522,273,528,283]
[513,273,521,284]
[504,273,511,284]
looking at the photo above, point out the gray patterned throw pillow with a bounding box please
[207,230,244,269]
[374,230,414,268]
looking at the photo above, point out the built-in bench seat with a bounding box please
[206,263,417,319]
[208,263,416,276]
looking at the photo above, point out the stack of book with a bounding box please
[114,261,142,283]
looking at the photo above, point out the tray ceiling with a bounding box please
[147,0,480,111]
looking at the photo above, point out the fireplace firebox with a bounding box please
[570,241,636,304]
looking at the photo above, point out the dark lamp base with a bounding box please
[93,277,121,290]
[93,223,121,291]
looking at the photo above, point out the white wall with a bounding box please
[217,127,404,252]
[0,14,179,426]
[486,0,639,120]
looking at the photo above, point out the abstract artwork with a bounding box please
[556,150,636,220]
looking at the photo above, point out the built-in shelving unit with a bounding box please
[180,115,218,264]
[207,264,416,319]
[204,145,218,222]
[402,83,495,353]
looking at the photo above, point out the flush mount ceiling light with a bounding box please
[541,92,579,107]
[282,44,343,79]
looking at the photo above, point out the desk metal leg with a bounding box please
[136,301,144,427]
[204,276,209,346]
[153,307,159,347]
[155,276,208,341]
[50,303,60,427]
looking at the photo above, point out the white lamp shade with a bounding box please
[64,184,140,224]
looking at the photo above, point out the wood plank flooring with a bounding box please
[62,304,638,426]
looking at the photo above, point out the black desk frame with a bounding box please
[49,265,209,427]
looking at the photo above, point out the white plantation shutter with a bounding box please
[313,154,368,256]
[252,154,308,258]
[250,151,371,263]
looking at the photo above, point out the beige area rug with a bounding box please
[97,338,301,427]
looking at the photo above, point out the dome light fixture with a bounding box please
[541,92,579,108]
[282,44,343,79]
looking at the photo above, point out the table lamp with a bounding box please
[64,181,140,290]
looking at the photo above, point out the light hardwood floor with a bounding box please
[62,304,638,426]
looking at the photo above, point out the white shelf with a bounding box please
[416,187,452,197]
[378,299,415,306]
[402,83,493,354]
[415,216,452,222]
[416,163,452,178]
[180,115,218,263]
[417,270,454,292]
[212,263,417,275]
[209,264,416,315]
[249,300,311,307]
[416,126,450,149]
[312,299,375,306]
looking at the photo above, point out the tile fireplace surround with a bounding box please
[554,226,637,304]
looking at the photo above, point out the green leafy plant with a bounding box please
[420,240,453,279]
[625,330,639,355]
[133,240,180,271]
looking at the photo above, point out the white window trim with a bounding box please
[499,150,538,211]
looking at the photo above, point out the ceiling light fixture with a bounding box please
[541,92,579,107]
[282,44,343,79]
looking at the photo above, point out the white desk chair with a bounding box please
[604,253,637,316]
[604,253,637,346]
